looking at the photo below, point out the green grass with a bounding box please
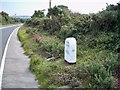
[18,26,119,88]
[0,23,2,26]
[0,23,22,26]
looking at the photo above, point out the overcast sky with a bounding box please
[0,0,119,16]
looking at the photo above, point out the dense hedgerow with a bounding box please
[19,3,120,88]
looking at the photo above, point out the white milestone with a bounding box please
[64,37,76,64]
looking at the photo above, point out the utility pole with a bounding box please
[49,0,52,19]
[15,14,16,18]
[49,0,51,9]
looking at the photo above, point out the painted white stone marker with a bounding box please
[64,37,76,63]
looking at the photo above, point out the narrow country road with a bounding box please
[0,25,38,89]
[0,25,21,65]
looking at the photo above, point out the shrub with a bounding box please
[40,39,64,58]
[31,10,45,18]
[77,60,115,88]
[58,25,78,41]
[103,53,118,72]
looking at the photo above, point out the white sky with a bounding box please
[0,0,119,16]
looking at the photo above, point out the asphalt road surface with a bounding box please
[2,27,38,88]
[0,25,21,66]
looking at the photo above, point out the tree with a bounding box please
[0,11,9,22]
[57,5,70,17]
[31,10,45,18]
[47,6,63,17]
[47,5,70,18]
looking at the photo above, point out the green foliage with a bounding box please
[47,5,70,18]
[31,10,45,18]
[47,6,63,17]
[57,5,70,18]
[103,53,119,72]
[77,59,115,88]
[30,55,61,88]
[47,5,69,17]
[58,25,78,41]
[40,38,64,58]
[0,11,20,25]
[18,2,120,88]
[43,16,62,35]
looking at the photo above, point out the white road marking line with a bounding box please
[0,26,21,90]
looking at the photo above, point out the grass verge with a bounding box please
[0,22,22,26]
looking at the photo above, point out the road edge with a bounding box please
[0,24,21,30]
[0,26,21,90]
